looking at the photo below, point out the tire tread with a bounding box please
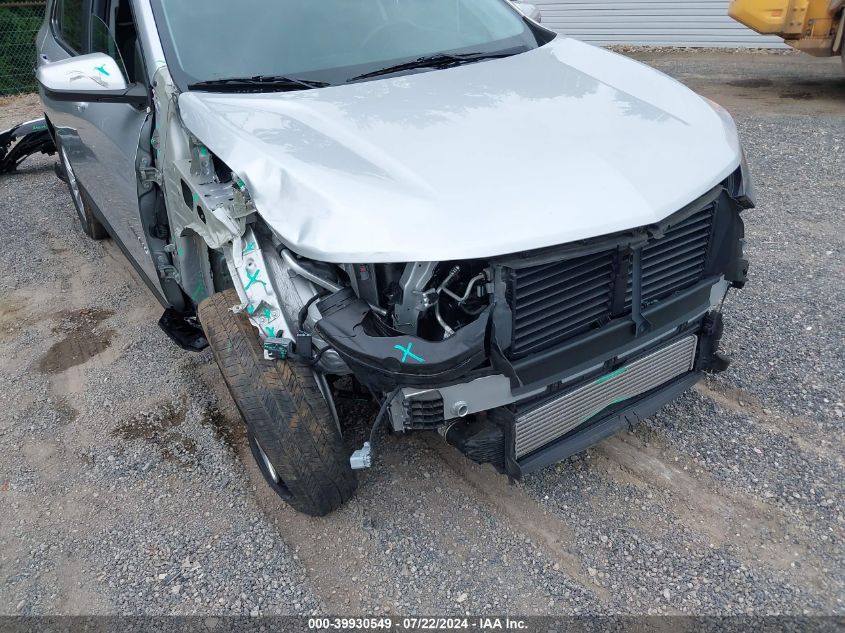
[198,289,357,516]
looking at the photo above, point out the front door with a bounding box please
[39,0,163,298]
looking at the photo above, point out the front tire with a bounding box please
[57,140,107,240]
[198,289,357,516]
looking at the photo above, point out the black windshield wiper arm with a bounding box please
[188,75,331,92]
[348,52,514,82]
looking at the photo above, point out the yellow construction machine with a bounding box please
[730,0,845,69]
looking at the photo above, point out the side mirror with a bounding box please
[37,53,147,105]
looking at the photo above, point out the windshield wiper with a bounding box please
[188,75,331,92]
[348,52,514,82]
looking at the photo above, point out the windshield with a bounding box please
[151,0,544,89]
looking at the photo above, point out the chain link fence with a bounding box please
[1,1,47,96]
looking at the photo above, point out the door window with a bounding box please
[90,0,144,85]
[90,14,129,79]
[54,0,86,53]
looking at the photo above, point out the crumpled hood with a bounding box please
[179,37,741,264]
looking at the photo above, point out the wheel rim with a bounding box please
[60,147,85,222]
[254,437,281,484]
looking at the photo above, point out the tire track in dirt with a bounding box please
[590,432,837,607]
[424,435,610,603]
[695,383,845,468]
[234,428,608,614]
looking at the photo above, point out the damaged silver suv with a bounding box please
[33,0,754,515]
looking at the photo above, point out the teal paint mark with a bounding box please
[266,326,276,338]
[192,193,200,204]
[247,304,257,315]
[31,123,47,132]
[394,342,425,364]
[245,268,267,291]
[594,367,627,385]
[242,241,257,255]
[94,65,110,77]
[177,247,184,258]
[263,308,272,320]
[191,279,205,302]
[199,147,209,157]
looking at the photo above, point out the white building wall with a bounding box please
[531,0,786,47]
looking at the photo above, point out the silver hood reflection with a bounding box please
[179,37,742,264]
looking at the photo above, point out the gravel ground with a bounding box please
[0,51,843,617]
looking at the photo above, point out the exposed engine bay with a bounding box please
[353,260,493,340]
[227,218,497,386]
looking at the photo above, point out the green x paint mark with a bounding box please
[266,326,276,338]
[394,342,425,364]
[594,367,627,385]
[94,65,110,77]
[242,241,257,255]
[245,268,266,291]
[263,308,273,320]
[247,304,257,315]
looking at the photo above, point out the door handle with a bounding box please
[77,103,88,112]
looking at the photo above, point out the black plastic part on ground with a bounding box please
[158,308,209,352]
[444,417,507,468]
[0,119,56,174]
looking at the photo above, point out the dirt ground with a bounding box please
[0,50,843,617]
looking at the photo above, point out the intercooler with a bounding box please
[514,335,698,458]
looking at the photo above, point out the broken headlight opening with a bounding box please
[312,260,496,470]
[398,261,493,340]
[256,252,498,470]
[313,260,494,390]
[346,259,494,340]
